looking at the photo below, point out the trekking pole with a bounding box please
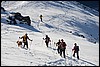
[42,38,43,46]
[49,40,51,47]
[29,40,33,50]
[66,46,68,56]
[71,49,74,66]
[42,38,45,46]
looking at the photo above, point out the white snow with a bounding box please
[1,1,99,66]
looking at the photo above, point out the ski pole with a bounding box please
[50,41,52,47]
[42,38,44,46]
[71,49,74,66]
[66,46,68,56]
[29,40,33,50]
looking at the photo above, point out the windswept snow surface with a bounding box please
[1,1,99,66]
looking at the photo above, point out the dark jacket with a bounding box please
[72,46,79,52]
[56,41,61,47]
[45,36,50,43]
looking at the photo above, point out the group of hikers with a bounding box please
[17,33,79,60]
[16,14,79,59]
[16,14,79,60]
[43,35,79,59]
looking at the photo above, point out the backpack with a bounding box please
[74,46,79,51]
[45,37,50,43]
[77,46,79,51]
[60,42,66,49]
[23,35,28,42]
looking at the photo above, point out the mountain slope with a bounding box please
[1,1,99,66]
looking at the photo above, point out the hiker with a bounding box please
[56,39,61,54]
[43,35,51,47]
[40,15,43,22]
[72,43,79,59]
[20,33,32,49]
[16,37,22,47]
[60,39,67,58]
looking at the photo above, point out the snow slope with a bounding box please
[1,1,99,66]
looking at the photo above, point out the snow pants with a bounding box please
[23,41,28,49]
[40,18,42,22]
[60,48,66,58]
[45,41,49,47]
[57,46,60,53]
[73,51,79,59]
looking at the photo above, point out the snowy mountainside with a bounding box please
[1,1,99,66]
[1,1,99,44]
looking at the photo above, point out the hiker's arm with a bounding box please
[19,36,23,39]
[27,36,32,41]
[72,46,75,51]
